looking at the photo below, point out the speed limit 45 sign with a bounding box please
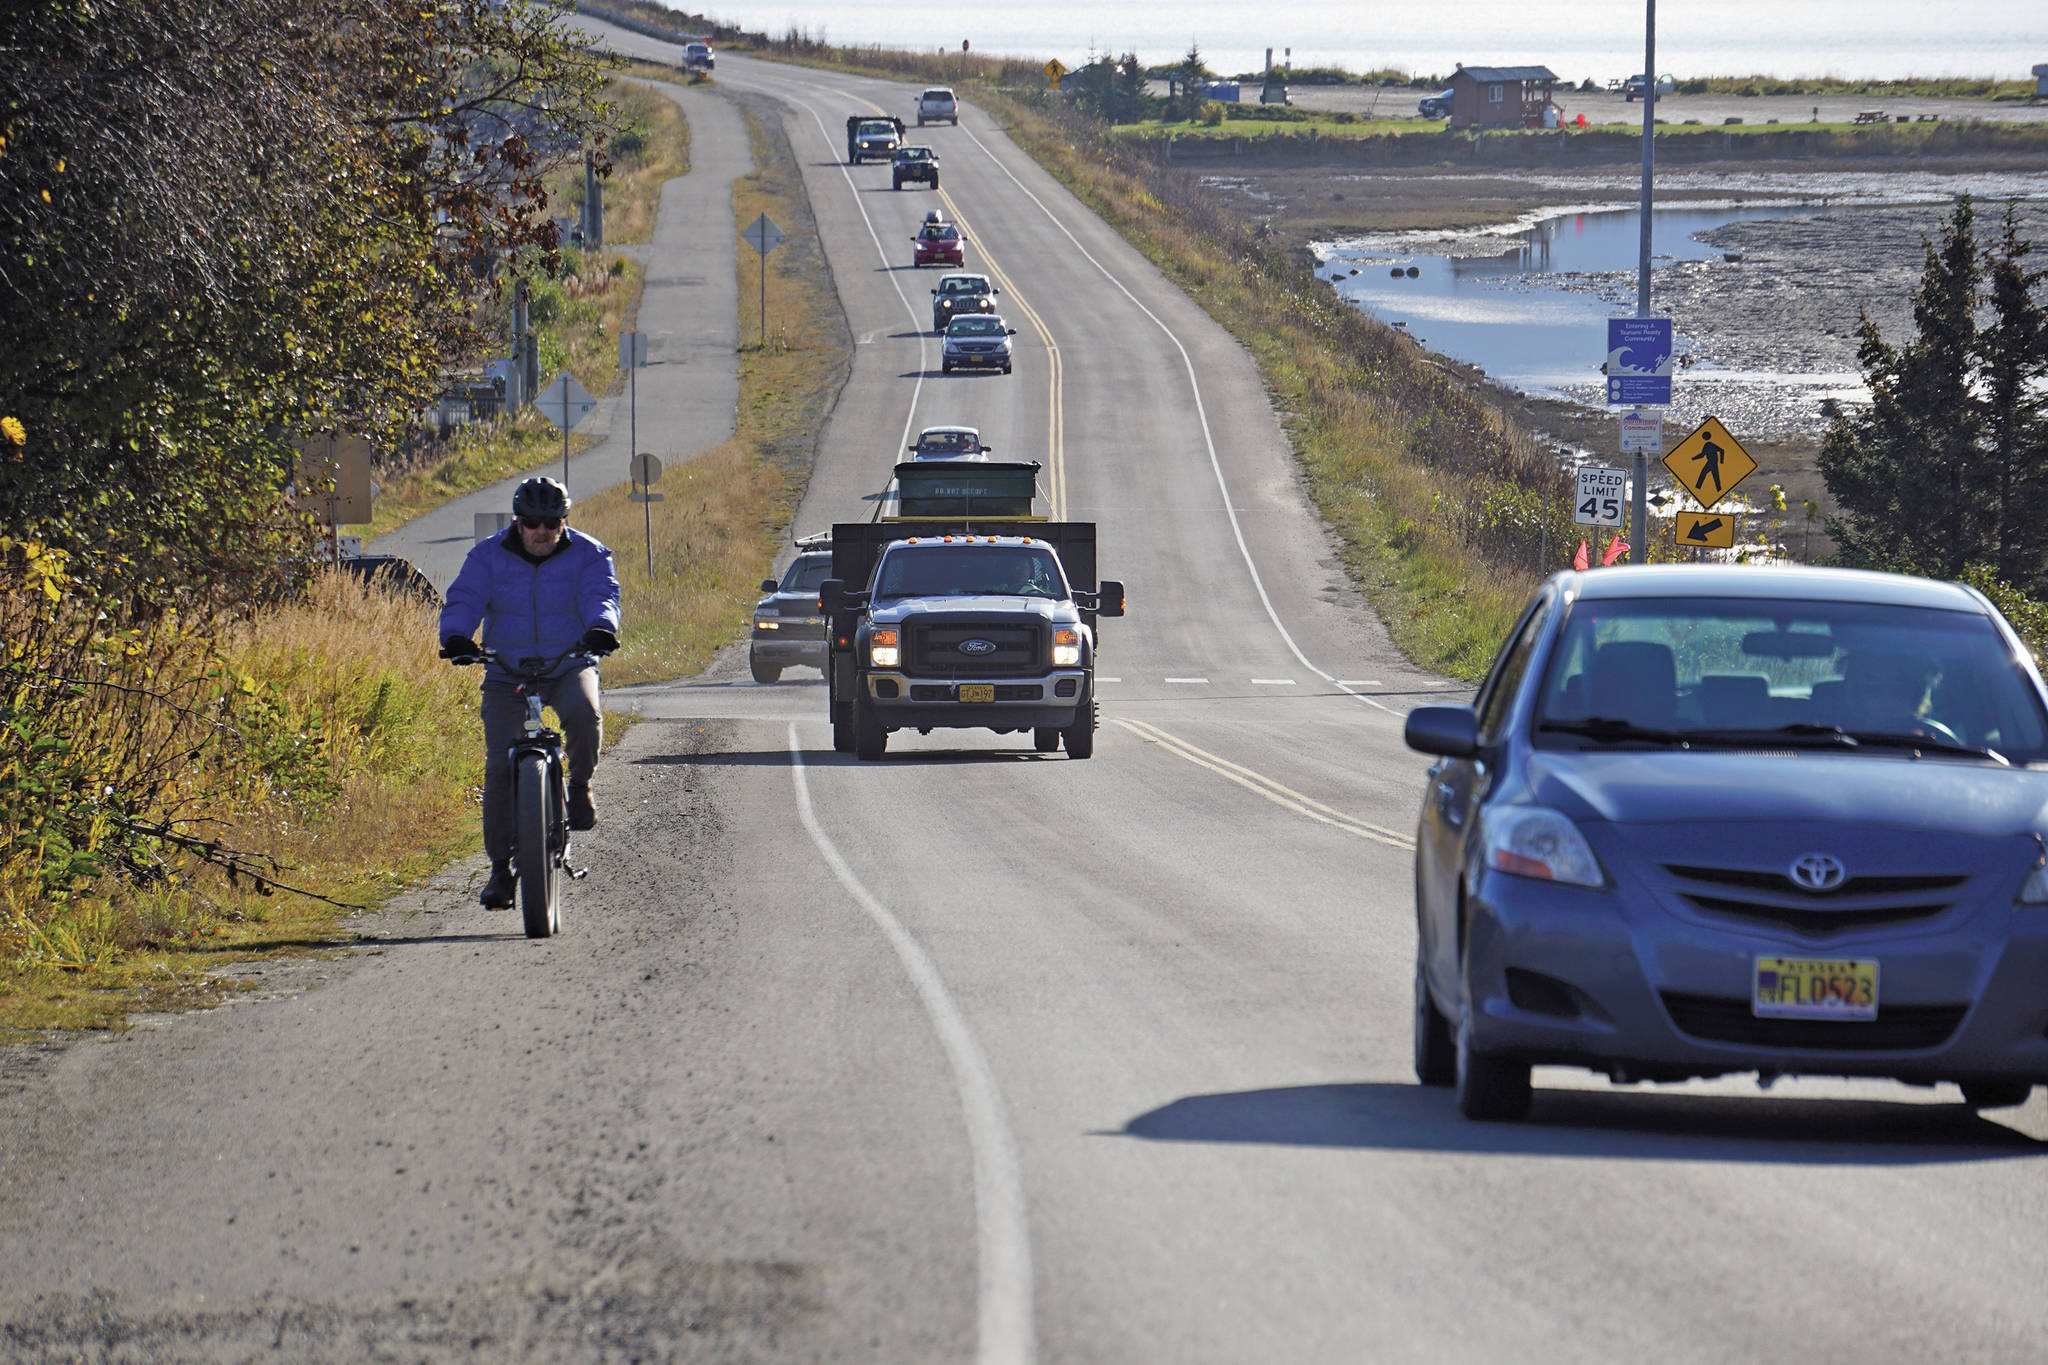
[1575,465,1628,526]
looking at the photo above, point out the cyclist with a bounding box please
[440,477,621,909]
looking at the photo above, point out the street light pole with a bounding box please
[1632,0,1656,565]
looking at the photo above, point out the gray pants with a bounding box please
[481,666,601,866]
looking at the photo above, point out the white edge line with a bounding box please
[788,725,1035,1365]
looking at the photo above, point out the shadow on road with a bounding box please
[1108,1082,2048,1164]
[633,747,1060,768]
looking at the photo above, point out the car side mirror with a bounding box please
[1404,705,1479,758]
[1007,328,1017,336]
[930,288,939,295]
[1095,580,1125,618]
[992,287,1001,295]
[760,579,779,593]
[819,578,845,614]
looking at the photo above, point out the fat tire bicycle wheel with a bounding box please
[515,752,558,938]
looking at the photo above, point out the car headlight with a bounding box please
[870,628,899,668]
[753,616,779,630]
[1480,806,1604,888]
[1051,628,1081,667]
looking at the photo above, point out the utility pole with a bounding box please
[1631,0,1656,564]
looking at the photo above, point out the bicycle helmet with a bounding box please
[512,476,571,519]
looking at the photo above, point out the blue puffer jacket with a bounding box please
[440,526,621,685]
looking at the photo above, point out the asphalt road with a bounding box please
[3,25,2048,1365]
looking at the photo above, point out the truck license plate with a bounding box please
[1753,956,1878,1021]
[958,684,995,703]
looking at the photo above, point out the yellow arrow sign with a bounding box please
[1662,416,1756,512]
[1674,509,1736,548]
[1044,58,1067,85]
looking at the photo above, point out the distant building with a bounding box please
[1447,64,1560,129]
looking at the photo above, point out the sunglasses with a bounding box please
[519,516,563,530]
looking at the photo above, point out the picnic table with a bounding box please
[1852,109,1888,124]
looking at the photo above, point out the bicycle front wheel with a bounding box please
[515,753,558,938]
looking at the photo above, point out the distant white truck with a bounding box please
[917,87,959,126]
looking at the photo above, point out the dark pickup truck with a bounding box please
[818,461,1125,760]
[846,115,907,165]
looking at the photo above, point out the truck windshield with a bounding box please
[782,557,833,591]
[874,546,1066,600]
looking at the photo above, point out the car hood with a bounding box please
[871,596,1069,624]
[757,590,823,612]
[1525,749,2048,836]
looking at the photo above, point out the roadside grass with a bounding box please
[578,96,849,687]
[0,573,486,1037]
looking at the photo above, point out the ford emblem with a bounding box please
[960,638,997,655]
[1788,852,1846,892]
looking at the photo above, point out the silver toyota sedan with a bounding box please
[1405,565,2048,1121]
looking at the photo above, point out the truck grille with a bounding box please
[909,622,1040,677]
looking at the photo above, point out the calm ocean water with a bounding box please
[702,0,2048,85]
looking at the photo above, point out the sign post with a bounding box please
[1043,58,1067,89]
[291,433,375,566]
[619,331,648,493]
[535,371,597,492]
[629,452,664,577]
[741,213,786,347]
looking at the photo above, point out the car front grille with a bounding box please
[1660,863,1965,937]
[909,622,1040,676]
[1659,993,1968,1051]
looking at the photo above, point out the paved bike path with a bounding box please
[372,78,748,590]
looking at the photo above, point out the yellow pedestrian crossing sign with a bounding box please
[1674,510,1737,548]
[1044,58,1067,87]
[1662,416,1756,512]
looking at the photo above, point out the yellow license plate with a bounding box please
[1753,956,1879,1021]
[957,684,996,703]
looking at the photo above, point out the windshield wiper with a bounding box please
[1537,716,1687,745]
[1670,723,1861,750]
[1840,730,2009,764]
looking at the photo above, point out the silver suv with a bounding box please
[918,87,958,126]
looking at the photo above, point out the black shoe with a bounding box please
[479,863,515,909]
[568,785,596,831]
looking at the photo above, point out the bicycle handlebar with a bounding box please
[440,644,601,680]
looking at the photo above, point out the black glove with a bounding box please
[441,634,482,664]
[580,626,620,657]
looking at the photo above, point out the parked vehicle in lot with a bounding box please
[913,216,966,268]
[1622,73,1676,100]
[918,87,959,125]
[908,425,992,459]
[942,314,1016,374]
[1406,564,2048,1122]
[749,550,835,683]
[1417,89,1453,119]
[846,115,906,164]
[683,40,714,70]
[930,271,996,327]
[892,145,939,190]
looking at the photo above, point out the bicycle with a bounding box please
[441,644,592,937]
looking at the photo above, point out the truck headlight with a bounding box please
[870,629,899,668]
[1051,628,1081,667]
[753,614,779,630]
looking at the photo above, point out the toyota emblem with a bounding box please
[1788,853,1846,892]
[959,638,997,655]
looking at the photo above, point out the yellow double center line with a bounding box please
[1116,718,1417,851]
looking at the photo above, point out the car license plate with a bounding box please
[1753,956,1879,1021]
[958,684,995,703]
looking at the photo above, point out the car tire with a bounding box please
[1062,700,1097,759]
[1455,1009,1532,1121]
[1001,363,1012,375]
[1033,727,1060,753]
[1959,1081,2034,1109]
[942,361,953,373]
[749,656,781,685]
[1413,953,1456,1087]
[854,696,887,760]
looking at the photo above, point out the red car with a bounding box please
[912,221,964,268]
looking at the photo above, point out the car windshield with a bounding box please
[947,317,1003,336]
[874,546,1065,600]
[859,122,893,135]
[781,557,833,592]
[921,225,959,241]
[897,148,931,161]
[939,277,983,293]
[1530,596,2048,761]
[918,431,978,453]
